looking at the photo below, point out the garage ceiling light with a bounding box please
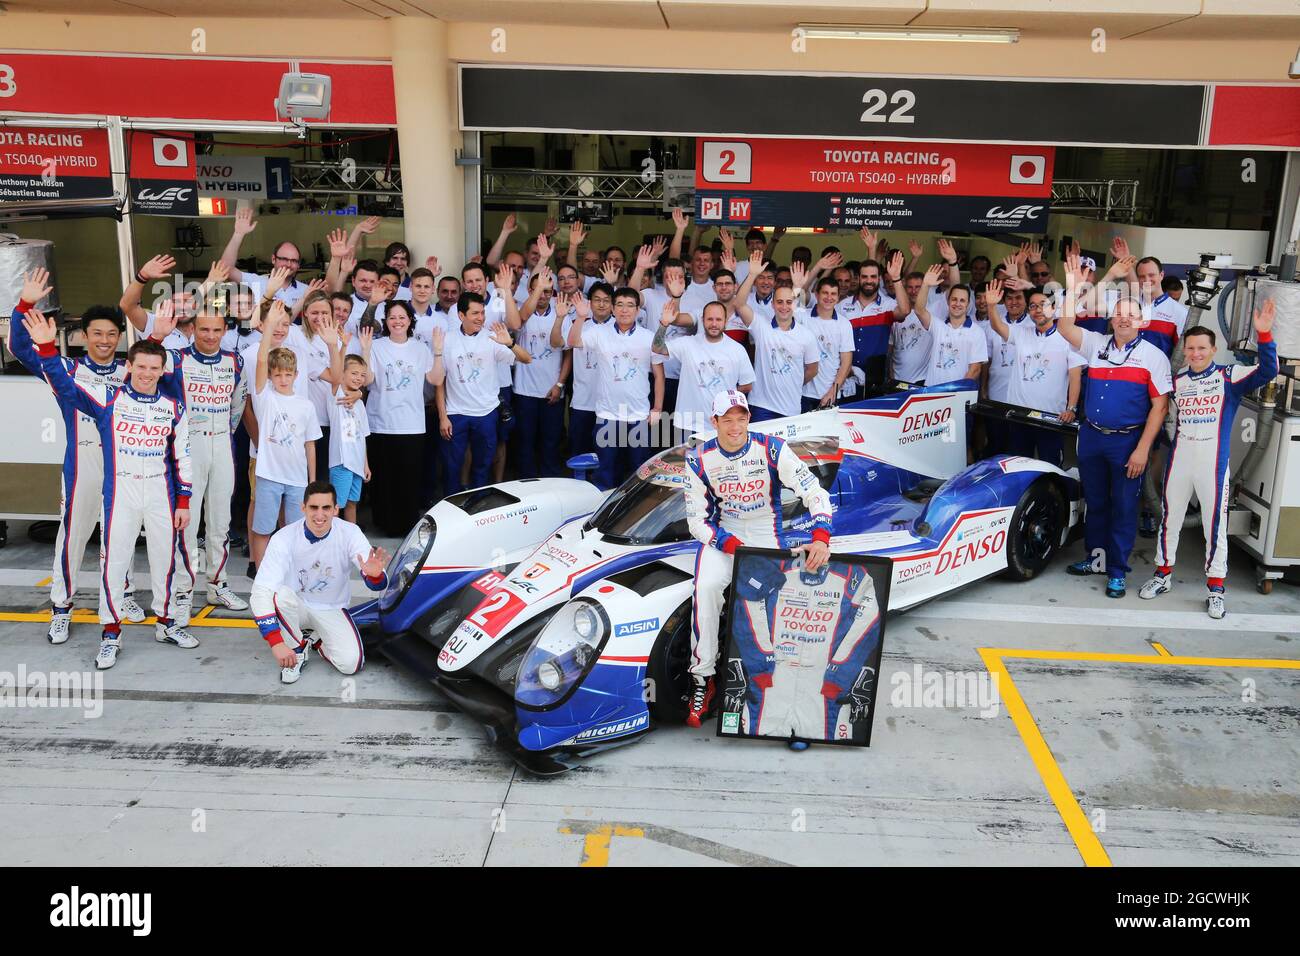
[799,24,1020,44]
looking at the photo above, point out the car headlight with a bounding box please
[380,514,436,611]
[515,598,610,710]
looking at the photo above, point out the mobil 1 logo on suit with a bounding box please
[128,131,198,216]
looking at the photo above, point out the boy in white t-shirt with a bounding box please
[250,307,322,570]
[328,353,372,525]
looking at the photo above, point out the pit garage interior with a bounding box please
[2,40,1299,865]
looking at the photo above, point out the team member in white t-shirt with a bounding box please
[729,251,819,420]
[250,306,323,571]
[514,267,573,478]
[652,299,755,441]
[366,300,441,538]
[328,351,373,525]
[561,281,615,463]
[432,292,532,495]
[251,481,390,685]
[984,282,1084,467]
[914,266,989,387]
[889,271,933,385]
[568,287,664,488]
[792,261,855,413]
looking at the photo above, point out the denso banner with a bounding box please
[128,131,198,217]
[0,126,113,203]
[694,138,1054,233]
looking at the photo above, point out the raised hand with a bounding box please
[601,260,621,286]
[720,250,737,273]
[922,263,944,288]
[542,217,558,238]
[358,326,374,353]
[749,249,767,275]
[659,300,677,327]
[266,300,291,332]
[719,227,734,252]
[205,260,230,286]
[1110,235,1130,260]
[138,254,176,281]
[671,206,689,232]
[1254,297,1276,335]
[368,282,388,305]
[266,265,293,297]
[649,234,668,260]
[536,233,554,263]
[1065,252,1088,288]
[573,292,591,319]
[554,292,571,317]
[22,309,57,346]
[908,239,923,259]
[859,226,879,256]
[815,251,843,272]
[488,322,513,347]
[233,206,257,237]
[499,212,518,236]
[425,255,441,276]
[357,215,381,236]
[984,278,1004,307]
[430,327,445,352]
[635,244,658,271]
[664,270,686,299]
[318,319,339,347]
[20,268,53,305]
[359,547,390,579]
[327,228,349,259]
[569,219,587,248]
[535,264,554,291]
[1001,253,1020,275]
[494,262,515,292]
[303,277,328,299]
[151,298,178,340]
[791,260,808,289]
[1105,255,1137,281]
[340,252,357,277]
[936,238,956,264]
[885,250,904,282]
[1027,240,1043,262]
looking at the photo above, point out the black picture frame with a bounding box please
[716,546,892,747]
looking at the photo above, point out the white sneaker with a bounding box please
[96,636,121,670]
[1207,591,1226,620]
[207,583,249,611]
[155,621,199,649]
[1138,574,1172,600]
[173,590,193,624]
[280,642,309,684]
[119,595,147,623]
[47,610,72,645]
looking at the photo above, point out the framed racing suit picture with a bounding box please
[717,548,890,747]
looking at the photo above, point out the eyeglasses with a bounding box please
[274,255,301,265]
[1030,270,1051,279]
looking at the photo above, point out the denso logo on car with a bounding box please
[936,530,1006,575]
[614,617,659,638]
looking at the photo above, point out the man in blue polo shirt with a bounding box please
[1058,276,1172,598]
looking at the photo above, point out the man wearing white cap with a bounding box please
[681,389,834,727]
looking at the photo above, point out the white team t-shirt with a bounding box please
[661,333,755,432]
[366,336,432,434]
[570,316,611,412]
[748,318,820,417]
[514,304,569,399]
[889,311,932,384]
[328,384,371,474]
[252,382,322,486]
[443,323,515,418]
[923,318,989,386]
[983,309,1022,403]
[1007,322,1087,414]
[581,320,657,422]
[255,517,374,611]
[799,308,855,401]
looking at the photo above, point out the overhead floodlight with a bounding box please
[799,24,1020,43]
[275,72,332,122]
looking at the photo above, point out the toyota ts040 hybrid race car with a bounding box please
[351,383,1082,774]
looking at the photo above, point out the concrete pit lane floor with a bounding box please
[0,522,1296,867]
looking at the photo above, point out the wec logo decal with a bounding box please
[984,204,1043,220]
[137,186,193,202]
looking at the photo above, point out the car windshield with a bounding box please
[588,439,841,546]
[589,449,692,545]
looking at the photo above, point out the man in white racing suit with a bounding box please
[682,389,833,727]
[8,270,146,644]
[1140,301,1278,619]
[26,310,195,671]
[148,307,248,612]
[728,555,880,741]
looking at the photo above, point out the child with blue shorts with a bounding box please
[329,352,372,524]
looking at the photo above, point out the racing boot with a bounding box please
[119,593,147,623]
[47,607,72,645]
[281,641,309,685]
[1139,572,1172,600]
[1206,588,1226,620]
[155,620,199,649]
[96,632,121,670]
[1066,558,1101,576]
[685,676,715,728]
[208,583,249,611]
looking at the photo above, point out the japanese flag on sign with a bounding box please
[129,131,198,216]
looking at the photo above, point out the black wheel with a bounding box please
[1004,479,1066,580]
[646,600,693,724]
[0,520,7,549]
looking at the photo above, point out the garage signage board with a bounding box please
[196,156,293,202]
[694,138,1054,232]
[0,126,112,203]
[128,131,198,217]
[718,548,891,748]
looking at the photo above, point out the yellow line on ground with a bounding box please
[35,577,52,588]
[978,648,1112,867]
[0,611,255,629]
[194,605,214,620]
[1150,641,1172,657]
[559,824,646,867]
[986,647,1300,669]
